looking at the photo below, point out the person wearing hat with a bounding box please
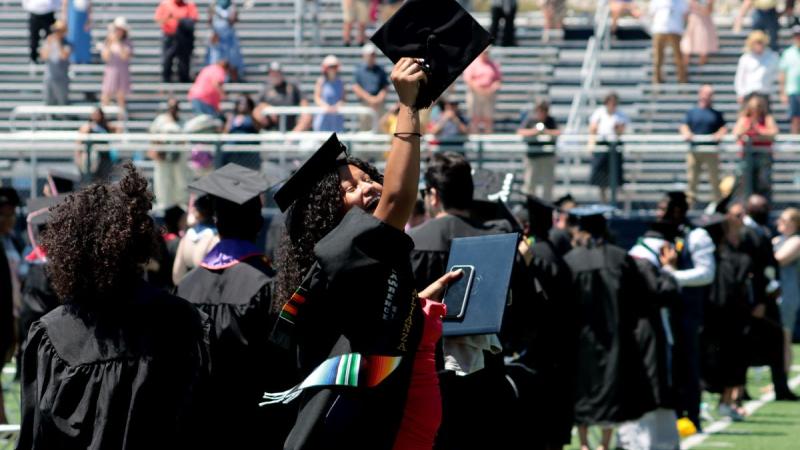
[735,30,779,103]
[100,16,132,115]
[62,0,92,64]
[312,54,346,132]
[564,205,656,450]
[23,0,59,63]
[266,59,462,449]
[655,191,715,431]
[16,163,212,448]
[175,163,294,450]
[550,193,577,256]
[254,61,312,132]
[154,0,199,82]
[779,23,800,134]
[40,19,71,105]
[353,43,389,131]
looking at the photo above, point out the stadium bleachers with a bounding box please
[0,1,797,210]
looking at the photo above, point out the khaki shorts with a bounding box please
[467,91,496,119]
[342,0,370,23]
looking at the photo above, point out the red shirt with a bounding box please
[154,0,199,36]
[188,64,226,110]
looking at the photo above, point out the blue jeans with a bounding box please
[739,148,773,200]
[752,8,780,51]
[191,99,218,117]
[789,94,800,119]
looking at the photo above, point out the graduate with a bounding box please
[408,153,516,450]
[175,163,295,450]
[17,162,212,449]
[506,196,578,450]
[564,206,655,450]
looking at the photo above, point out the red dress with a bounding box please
[392,299,446,450]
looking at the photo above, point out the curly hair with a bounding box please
[273,157,383,312]
[41,162,158,307]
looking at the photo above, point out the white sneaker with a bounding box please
[718,403,744,422]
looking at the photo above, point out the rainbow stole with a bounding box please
[261,353,402,405]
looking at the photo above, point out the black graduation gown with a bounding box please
[564,243,655,425]
[504,239,578,449]
[18,262,60,353]
[275,207,424,450]
[16,281,212,450]
[408,214,517,450]
[630,257,682,409]
[548,227,573,257]
[701,241,752,392]
[176,254,294,450]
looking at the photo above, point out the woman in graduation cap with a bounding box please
[564,206,655,450]
[17,162,212,449]
[267,57,462,449]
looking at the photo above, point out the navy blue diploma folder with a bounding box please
[441,233,519,336]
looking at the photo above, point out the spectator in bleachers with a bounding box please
[41,20,71,105]
[76,107,118,182]
[148,98,187,209]
[207,0,245,82]
[735,30,779,103]
[379,0,402,22]
[650,0,690,84]
[733,94,778,199]
[341,0,370,46]
[681,0,719,67]
[609,0,642,35]
[773,207,800,375]
[779,24,800,133]
[541,0,566,42]
[155,0,199,83]
[489,0,516,47]
[517,99,560,201]
[430,99,469,149]
[100,17,132,116]
[313,54,346,132]
[62,0,91,64]
[588,92,628,203]
[735,0,781,51]
[464,49,501,133]
[188,60,229,116]
[223,94,262,170]
[680,84,727,204]
[24,0,58,64]
[353,43,388,131]
[253,61,311,132]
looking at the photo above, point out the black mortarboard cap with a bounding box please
[370,0,493,109]
[273,133,348,212]
[664,190,689,209]
[526,196,555,236]
[0,187,20,207]
[569,205,614,235]
[714,192,735,215]
[472,199,522,232]
[694,213,726,244]
[645,221,680,242]
[27,195,65,227]
[189,163,268,205]
[47,169,80,195]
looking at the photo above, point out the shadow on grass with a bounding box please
[713,430,787,437]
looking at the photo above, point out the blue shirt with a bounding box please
[354,63,389,96]
[684,106,725,135]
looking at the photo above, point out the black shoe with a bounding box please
[775,391,799,401]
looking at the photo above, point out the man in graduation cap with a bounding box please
[409,152,519,450]
[655,191,716,431]
[504,196,578,450]
[175,163,295,450]
[564,205,656,450]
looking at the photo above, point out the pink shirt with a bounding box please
[188,64,226,110]
[464,58,501,90]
